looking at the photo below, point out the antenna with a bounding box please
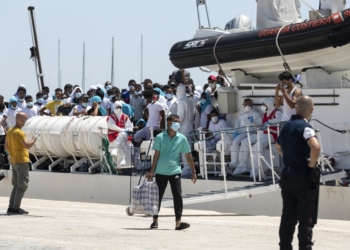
[111,37,115,85]
[196,0,211,28]
[58,39,62,88]
[82,42,85,91]
[141,34,143,84]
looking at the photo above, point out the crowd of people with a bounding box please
[0,69,301,177]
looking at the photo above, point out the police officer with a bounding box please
[276,96,321,250]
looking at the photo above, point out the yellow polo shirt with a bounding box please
[6,126,29,164]
[45,100,62,114]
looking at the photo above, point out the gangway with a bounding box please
[161,171,347,208]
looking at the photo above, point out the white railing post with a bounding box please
[221,131,228,195]
[202,128,209,192]
[246,125,256,184]
[267,126,276,190]
[256,130,262,181]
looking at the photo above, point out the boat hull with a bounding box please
[169,9,350,76]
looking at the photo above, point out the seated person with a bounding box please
[107,101,133,166]
[208,110,227,143]
[133,89,165,145]
[243,97,282,178]
[56,94,75,116]
[229,98,262,174]
[22,95,40,119]
[88,96,107,116]
[40,88,63,116]
[197,92,213,130]
[69,87,83,105]
[69,94,90,116]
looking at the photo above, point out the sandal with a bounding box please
[175,222,190,230]
[150,221,158,229]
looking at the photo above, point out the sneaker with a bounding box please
[7,207,16,215]
[18,208,29,214]
[9,208,29,215]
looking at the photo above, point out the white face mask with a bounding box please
[209,83,215,89]
[261,105,267,112]
[211,116,218,123]
[114,107,122,116]
[244,106,252,112]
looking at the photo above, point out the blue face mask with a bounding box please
[200,99,206,105]
[11,105,16,110]
[128,85,134,90]
[165,94,173,100]
[75,92,82,99]
[26,102,33,107]
[106,85,112,91]
[135,91,142,95]
[37,98,43,104]
[0,112,3,115]
[82,102,88,108]
[216,84,221,88]
[62,99,69,105]
[18,98,24,102]
[43,94,48,99]
[109,95,114,101]
[171,122,180,132]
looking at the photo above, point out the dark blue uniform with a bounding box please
[277,115,319,250]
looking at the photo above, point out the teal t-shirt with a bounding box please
[152,131,191,176]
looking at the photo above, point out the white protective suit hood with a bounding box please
[177,84,186,100]
[263,97,275,113]
[114,101,123,118]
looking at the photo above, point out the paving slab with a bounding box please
[0,197,349,250]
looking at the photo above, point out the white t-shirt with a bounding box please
[69,105,91,116]
[209,119,227,140]
[146,102,164,127]
[200,105,213,129]
[166,98,177,110]
[22,106,40,119]
[4,107,22,129]
[101,97,111,111]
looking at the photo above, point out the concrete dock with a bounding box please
[0,197,349,249]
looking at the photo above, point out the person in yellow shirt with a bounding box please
[5,112,37,215]
[39,88,63,116]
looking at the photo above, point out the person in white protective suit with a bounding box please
[177,84,195,177]
[248,97,282,177]
[229,98,262,174]
[107,101,133,166]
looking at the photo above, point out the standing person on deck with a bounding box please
[275,71,302,121]
[145,114,197,230]
[5,112,37,215]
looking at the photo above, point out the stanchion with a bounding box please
[246,126,256,184]
[220,131,228,195]
[267,126,276,189]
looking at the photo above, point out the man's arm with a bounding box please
[185,153,197,183]
[159,110,165,129]
[19,137,37,150]
[4,137,8,151]
[307,137,321,168]
[145,150,160,178]
[275,142,283,157]
[274,85,283,108]
[143,107,149,121]
[282,88,302,109]
[0,115,7,127]
[40,106,51,116]
[90,102,99,116]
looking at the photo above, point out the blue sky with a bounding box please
[0,0,347,99]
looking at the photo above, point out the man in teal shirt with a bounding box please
[146,114,197,230]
